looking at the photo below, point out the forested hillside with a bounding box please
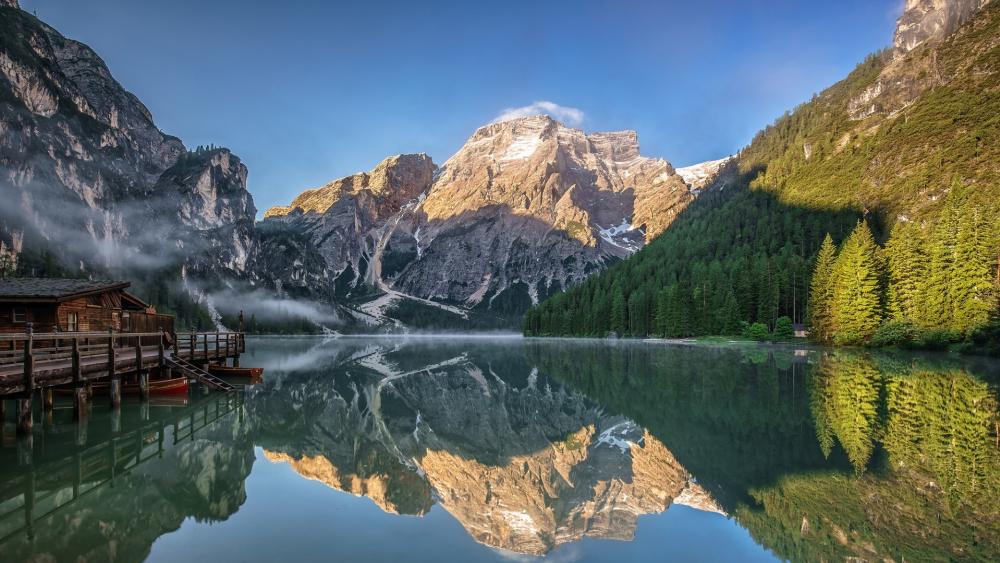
[525,2,1000,348]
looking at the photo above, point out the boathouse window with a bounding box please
[121,311,130,331]
[12,307,26,323]
[67,312,79,332]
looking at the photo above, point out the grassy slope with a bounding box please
[744,2,1000,219]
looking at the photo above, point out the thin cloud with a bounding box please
[492,101,585,127]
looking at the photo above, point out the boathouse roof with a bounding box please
[0,278,131,302]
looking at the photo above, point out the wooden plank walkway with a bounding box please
[0,331,245,396]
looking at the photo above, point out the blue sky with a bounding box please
[22,0,901,215]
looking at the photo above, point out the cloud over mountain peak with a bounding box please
[492,101,585,127]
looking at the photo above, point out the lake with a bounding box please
[1,336,998,562]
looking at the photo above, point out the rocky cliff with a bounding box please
[849,0,994,120]
[0,6,284,306]
[265,115,703,324]
[262,153,436,302]
[894,0,992,53]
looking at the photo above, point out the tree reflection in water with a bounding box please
[0,338,996,561]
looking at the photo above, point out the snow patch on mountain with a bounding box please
[598,220,642,253]
[676,156,732,190]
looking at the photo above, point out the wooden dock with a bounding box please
[0,327,247,434]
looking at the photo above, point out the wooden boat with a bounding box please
[56,377,189,396]
[207,365,264,378]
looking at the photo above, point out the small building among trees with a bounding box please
[0,278,174,334]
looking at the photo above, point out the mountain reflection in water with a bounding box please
[0,337,997,562]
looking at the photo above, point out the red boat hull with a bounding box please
[208,365,264,378]
[56,377,189,397]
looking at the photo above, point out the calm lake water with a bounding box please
[1,336,998,562]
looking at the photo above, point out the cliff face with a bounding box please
[0,6,263,289]
[265,116,701,322]
[894,0,992,53]
[389,116,692,310]
[263,154,436,300]
[849,0,994,120]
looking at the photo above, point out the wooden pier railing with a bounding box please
[0,328,246,434]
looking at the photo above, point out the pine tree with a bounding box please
[951,205,997,333]
[756,258,779,328]
[918,193,960,328]
[610,280,627,335]
[885,221,927,321]
[808,234,837,342]
[831,222,884,344]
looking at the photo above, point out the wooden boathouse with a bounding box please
[0,278,174,335]
[0,278,251,438]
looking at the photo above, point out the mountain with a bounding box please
[526,0,1000,342]
[0,3,339,329]
[265,115,706,327]
[0,5,252,276]
[0,1,720,331]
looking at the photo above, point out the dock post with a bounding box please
[158,329,166,377]
[18,324,34,437]
[108,328,120,408]
[238,310,246,356]
[16,397,32,437]
[109,377,121,409]
[110,406,121,433]
[203,333,209,363]
[72,339,88,420]
[75,412,88,446]
[42,389,54,429]
[74,386,88,420]
[233,316,242,366]
[139,371,149,400]
[136,341,149,401]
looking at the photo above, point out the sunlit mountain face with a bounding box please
[1,337,997,561]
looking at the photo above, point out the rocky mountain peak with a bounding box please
[264,153,434,219]
[588,129,642,165]
[0,0,19,9]
[849,0,993,120]
[261,113,697,323]
[894,0,992,54]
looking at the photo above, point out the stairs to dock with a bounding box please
[165,356,235,392]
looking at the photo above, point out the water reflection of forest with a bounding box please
[529,342,1000,562]
[1,339,995,562]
